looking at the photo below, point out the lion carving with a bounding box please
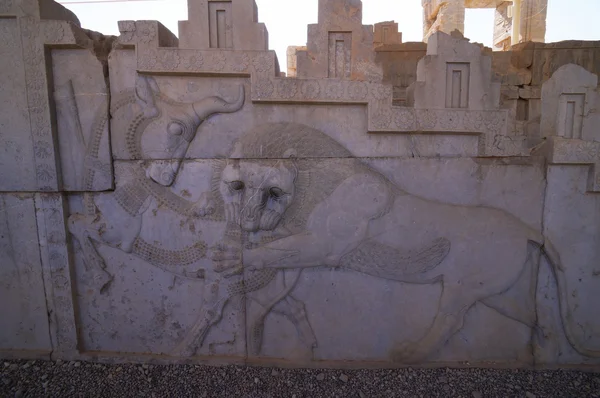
[179,122,600,363]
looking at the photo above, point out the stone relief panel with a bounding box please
[69,160,246,357]
[156,122,597,364]
[2,0,600,369]
[68,104,600,364]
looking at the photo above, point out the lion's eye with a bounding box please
[230,181,245,191]
[269,187,284,198]
[168,123,183,136]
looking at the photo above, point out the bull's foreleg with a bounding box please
[67,196,145,293]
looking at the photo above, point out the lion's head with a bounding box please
[212,123,365,233]
[219,159,297,232]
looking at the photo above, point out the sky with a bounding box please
[58,0,600,71]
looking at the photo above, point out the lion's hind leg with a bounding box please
[391,286,476,364]
[481,240,540,328]
[481,240,559,361]
[273,295,318,355]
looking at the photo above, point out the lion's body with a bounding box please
[216,122,599,362]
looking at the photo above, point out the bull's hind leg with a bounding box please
[68,213,114,293]
[391,286,476,364]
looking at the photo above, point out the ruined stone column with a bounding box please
[494,0,547,49]
[422,0,465,42]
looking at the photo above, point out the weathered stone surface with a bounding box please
[2,0,600,370]
[0,194,51,353]
[531,41,600,86]
[286,46,306,77]
[70,159,245,357]
[0,17,36,191]
[542,164,600,363]
[52,49,112,191]
[35,192,78,358]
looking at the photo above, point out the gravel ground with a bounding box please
[1,360,599,397]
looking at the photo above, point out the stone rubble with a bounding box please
[0,361,599,398]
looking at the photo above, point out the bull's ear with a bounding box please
[283,148,297,158]
[135,75,160,118]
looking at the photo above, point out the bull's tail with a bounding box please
[533,239,600,358]
[339,237,449,284]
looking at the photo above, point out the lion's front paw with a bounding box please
[211,243,244,278]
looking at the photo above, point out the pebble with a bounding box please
[339,374,349,383]
[526,393,537,398]
[74,362,81,367]
[316,373,325,381]
[271,369,280,376]
[472,391,482,398]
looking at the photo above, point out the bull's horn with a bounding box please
[192,85,245,120]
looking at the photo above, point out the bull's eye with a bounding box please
[168,122,183,136]
[230,181,245,191]
[269,187,284,199]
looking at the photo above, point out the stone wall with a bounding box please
[1,0,600,368]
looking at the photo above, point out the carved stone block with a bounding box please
[0,194,52,354]
[179,0,268,51]
[408,31,500,111]
[35,193,78,357]
[296,0,383,82]
[541,64,599,141]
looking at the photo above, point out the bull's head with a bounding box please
[135,76,245,187]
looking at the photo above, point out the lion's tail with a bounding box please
[532,239,600,358]
[339,237,449,284]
